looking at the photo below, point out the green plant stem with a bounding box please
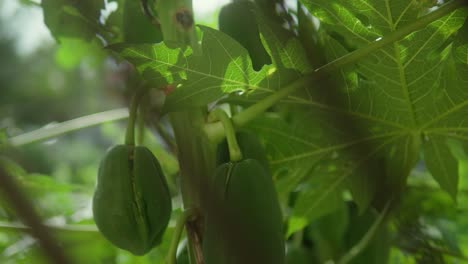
[136,105,146,146]
[156,1,207,263]
[316,0,467,73]
[166,208,198,264]
[337,202,391,264]
[204,75,315,142]
[8,108,128,147]
[203,0,466,141]
[125,93,140,146]
[208,109,242,162]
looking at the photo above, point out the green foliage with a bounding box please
[111,23,309,112]
[2,0,468,263]
[298,0,468,205]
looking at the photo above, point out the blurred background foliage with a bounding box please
[0,0,468,263]
[0,0,186,262]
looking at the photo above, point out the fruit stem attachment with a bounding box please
[166,208,199,264]
[208,108,242,162]
[125,93,140,146]
[204,75,314,143]
[125,87,149,146]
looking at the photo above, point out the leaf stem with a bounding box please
[125,93,141,146]
[204,75,315,142]
[166,208,199,264]
[208,109,242,162]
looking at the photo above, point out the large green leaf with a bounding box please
[275,1,468,207]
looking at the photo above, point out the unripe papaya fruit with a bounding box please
[92,145,172,255]
[219,1,271,70]
[203,159,285,264]
[216,131,270,171]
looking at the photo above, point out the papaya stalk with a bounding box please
[155,1,211,263]
[124,91,142,146]
[207,109,242,162]
[166,208,199,264]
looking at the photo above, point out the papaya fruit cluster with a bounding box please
[203,131,285,264]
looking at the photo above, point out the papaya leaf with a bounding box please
[245,1,467,215]
[261,0,468,209]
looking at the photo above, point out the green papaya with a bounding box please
[216,131,270,171]
[92,145,172,255]
[219,1,271,70]
[203,159,285,264]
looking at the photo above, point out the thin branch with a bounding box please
[166,208,199,264]
[0,221,98,233]
[8,108,128,147]
[0,166,73,264]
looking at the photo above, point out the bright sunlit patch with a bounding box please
[101,0,118,24]
[267,67,277,76]
[193,0,230,14]
[0,0,53,56]
[193,0,230,24]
